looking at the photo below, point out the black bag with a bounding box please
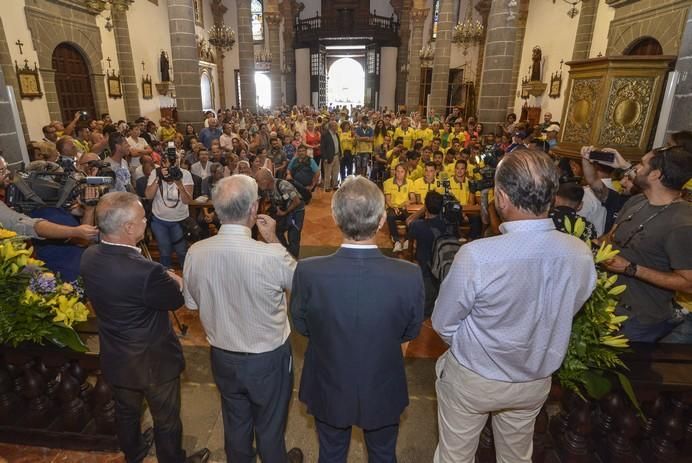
[178,216,203,243]
[430,229,462,283]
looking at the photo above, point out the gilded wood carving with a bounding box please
[597,77,654,147]
[563,78,602,145]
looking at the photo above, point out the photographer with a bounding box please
[145,144,195,269]
[407,191,446,317]
[255,168,305,258]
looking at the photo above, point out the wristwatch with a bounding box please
[624,262,638,277]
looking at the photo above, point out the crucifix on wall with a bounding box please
[106,57,112,68]
[15,40,24,55]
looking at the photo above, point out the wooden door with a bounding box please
[52,43,96,124]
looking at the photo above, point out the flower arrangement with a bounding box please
[557,217,640,413]
[0,227,88,352]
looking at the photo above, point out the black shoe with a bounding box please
[325,188,332,192]
[287,447,304,463]
[186,447,211,463]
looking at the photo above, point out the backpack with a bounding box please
[277,179,312,206]
[429,228,462,283]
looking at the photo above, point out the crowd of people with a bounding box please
[0,103,690,463]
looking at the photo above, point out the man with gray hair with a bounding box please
[183,175,303,463]
[290,176,424,462]
[432,149,597,462]
[81,192,210,463]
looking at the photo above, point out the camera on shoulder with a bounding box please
[157,141,183,182]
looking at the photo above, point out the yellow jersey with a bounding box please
[416,128,434,147]
[408,164,424,182]
[383,178,411,208]
[448,176,472,205]
[412,177,443,202]
[339,131,354,152]
[158,126,177,142]
[393,127,416,150]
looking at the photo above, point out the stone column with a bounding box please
[112,8,141,121]
[477,0,524,131]
[405,8,428,111]
[572,0,598,60]
[666,6,692,136]
[394,0,412,109]
[428,0,455,116]
[167,0,203,129]
[237,0,257,111]
[265,12,282,108]
[0,17,28,143]
[280,0,300,107]
[506,1,529,116]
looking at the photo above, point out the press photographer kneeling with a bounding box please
[145,142,195,269]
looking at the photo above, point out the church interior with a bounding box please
[0,0,691,462]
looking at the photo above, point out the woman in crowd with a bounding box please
[303,119,321,164]
[182,123,198,151]
[339,121,354,179]
[383,163,412,253]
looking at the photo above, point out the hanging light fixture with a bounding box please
[208,23,236,51]
[553,0,583,18]
[452,2,484,55]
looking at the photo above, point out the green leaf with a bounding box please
[616,372,645,421]
[47,324,88,352]
[582,369,612,399]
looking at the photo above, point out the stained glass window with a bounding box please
[251,0,264,41]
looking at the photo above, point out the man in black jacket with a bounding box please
[290,176,424,462]
[81,192,209,463]
[320,121,341,191]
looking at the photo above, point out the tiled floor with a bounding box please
[1,187,446,462]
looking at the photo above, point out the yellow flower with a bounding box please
[22,288,44,305]
[595,242,619,264]
[601,334,630,348]
[608,285,627,296]
[564,216,573,234]
[26,257,45,267]
[574,218,585,239]
[0,229,17,240]
[59,283,74,295]
[603,274,618,289]
[50,295,87,328]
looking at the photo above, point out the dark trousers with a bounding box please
[211,341,294,463]
[276,209,305,258]
[386,208,408,242]
[340,150,353,179]
[315,418,399,463]
[111,377,185,463]
[467,215,483,239]
[621,316,677,343]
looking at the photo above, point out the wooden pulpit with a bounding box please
[553,55,675,161]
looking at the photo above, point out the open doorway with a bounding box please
[327,58,364,109]
[255,72,271,109]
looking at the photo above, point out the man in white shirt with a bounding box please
[183,175,303,463]
[126,125,153,169]
[219,123,235,151]
[104,133,132,193]
[190,149,212,180]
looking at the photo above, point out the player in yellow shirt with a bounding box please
[449,160,483,239]
[339,121,355,178]
[406,152,424,182]
[383,164,412,252]
[393,118,416,150]
[416,120,434,148]
[411,162,443,204]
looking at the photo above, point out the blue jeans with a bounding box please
[150,215,187,269]
[276,209,305,258]
[621,316,678,343]
[660,311,692,344]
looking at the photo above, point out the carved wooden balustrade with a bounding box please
[475,342,692,463]
[0,322,119,450]
[294,11,400,47]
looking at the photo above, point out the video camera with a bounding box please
[6,161,114,213]
[157,142,183,182]
[437,173,462,230]
[469,145,504,194]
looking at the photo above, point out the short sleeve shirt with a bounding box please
[383,178,411,208]
[412,177,442,202]
[147,168,195,222]
[267,179,305,212]
[448,176,471,205]
[355,126,374,153]
[613,194,692,324]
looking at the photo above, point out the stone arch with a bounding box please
[623,36,663,56]
[25,1,107,122]
[607,6,687,57]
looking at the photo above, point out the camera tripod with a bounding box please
[139,239,189,337]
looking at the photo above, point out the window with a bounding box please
[431,0,440,41]
[200,71,213,111]
[251,0,264,41]
[255,72,271,108]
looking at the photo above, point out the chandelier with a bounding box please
[553,0,583,18]
[208,23,236,51]
[452,3,484,55]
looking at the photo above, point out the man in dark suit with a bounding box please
[320,120,341,191]
[290,176,424,462]
[81,192,209,463]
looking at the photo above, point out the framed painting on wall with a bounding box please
[107,70,122,99]
[15,60,42,99]
[142,75,153,100]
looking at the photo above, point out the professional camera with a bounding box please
[6,161,114,212]
[469,145,503,193]
[437,173,462,228]
[157,141,183,182]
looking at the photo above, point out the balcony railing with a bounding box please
[294,12,400,46]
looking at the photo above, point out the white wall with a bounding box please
[379,47,397,110]
[95,13,126,123]
[512,0,581,123]
[2,1,50,140]
[590,0,616,58]
[295,48,310,105]
[300,0,321,18]
[371,0,395,18]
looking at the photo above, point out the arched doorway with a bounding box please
[52,43,96,123]
[255,72,271,109]
[327,58,364,108]
[624,37,663,56]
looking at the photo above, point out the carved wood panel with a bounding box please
[563,77,602,145]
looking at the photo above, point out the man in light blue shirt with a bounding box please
[432,149,596,463]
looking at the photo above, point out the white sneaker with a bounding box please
[393,241,403,253]
[402,240,409,250]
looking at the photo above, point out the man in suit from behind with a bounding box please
[290,176,425,462]
[81,192,209,463]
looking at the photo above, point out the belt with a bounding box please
[211,340,289,357]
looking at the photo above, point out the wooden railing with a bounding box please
[294,12,400,47]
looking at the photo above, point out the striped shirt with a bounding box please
[432,219,596,382]
[183,224,296,353]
